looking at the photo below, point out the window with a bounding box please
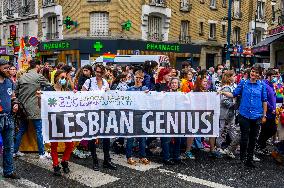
[222,0,226,7]
[221,24,226,37]
[272,5,276,22]
[180,21,190,43]
[90,12,109,36]
[233,27,241,43]
[210,0,216,8]
[180,0,190,11]
[8,0,12,10]
[199,22,204,35]
[22,0,28,6]
[209,23,216,39]
[150,0,166,6]
[47,16,58,40]
[23,23,29,36]
[256,1,265,20]
[233,0,241,18]
[43,0,55,6]
[148,15,162,41]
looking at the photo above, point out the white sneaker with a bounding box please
[217,148,226,155]
[13,151,25,158]
[39,152,51,159]
[224,149,235,159]
[253,155,261,162]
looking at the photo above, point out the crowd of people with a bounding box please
[1,57,284,179]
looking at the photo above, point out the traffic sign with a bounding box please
[237,45,243,53]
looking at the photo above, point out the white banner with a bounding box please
[41,91,220,143]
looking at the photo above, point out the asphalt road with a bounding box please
[0,149,283,188]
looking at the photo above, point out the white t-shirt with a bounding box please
[83,77,109,91]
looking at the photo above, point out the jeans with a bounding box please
[51,142,74,167]
[257,118,277,149]
[161,137,181,161]
[0,114,15,176]
[126,137,146,159]
[89,138,110,162]
[239,115,261,162]
[14,119,45,155]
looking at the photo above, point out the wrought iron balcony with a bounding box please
[6,9,13,17]
[87,30,111,37]
[43,0,55,7]
[148,33,164,42]
[179,35,191,44]
[149,0,167,7]
[46,32,59,40]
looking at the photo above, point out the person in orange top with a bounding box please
[180,70,194,93]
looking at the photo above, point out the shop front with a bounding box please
[38,39,202,68]
[253,25,284,70]
[0,46,14,63]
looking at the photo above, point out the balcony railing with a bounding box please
[149,0,167,7]
[46,32,59,40]
[179,35,191,44]
[88,30,111,37]
[148,33,164,41]
[7,9,13,17]
[43,0,55,6]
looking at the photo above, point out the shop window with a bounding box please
[148,15,163,41]
[66,54,72,65]
[180,20,190,43]
[209,23,216,39]
[90,12,110,37]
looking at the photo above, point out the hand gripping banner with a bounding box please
[41,91,220,143]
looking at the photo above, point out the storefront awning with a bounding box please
[253,33,284,53]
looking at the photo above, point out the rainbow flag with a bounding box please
[103,53,115,63]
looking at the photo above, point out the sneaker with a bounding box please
[139,158,150,165]
[4,172,21,179]
[202,141,211,148]
[13,151,25,158]
[253,155,261,162]
[184,151,196,160]
[257,148,270,156]
[209,150,222,158]
[224,149,235,159]
[127,158,137,165]
[217,148,226,155]
[39,152,51,159]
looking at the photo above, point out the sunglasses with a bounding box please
[61,76,67,79]
[135,77,144,80]
[96,71,103,74]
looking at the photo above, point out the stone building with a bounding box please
[0,0,38,62]
[36,0,256,68]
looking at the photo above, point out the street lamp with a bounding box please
[225,0,232,68]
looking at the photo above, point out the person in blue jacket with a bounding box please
[220,64,267,168]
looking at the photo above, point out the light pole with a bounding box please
[225,0,232,68]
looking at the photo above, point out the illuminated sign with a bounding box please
[10,25,16,40]
[146,42,180,52]
[43,42,71,50]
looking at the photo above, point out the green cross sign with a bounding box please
[93,41,103,52]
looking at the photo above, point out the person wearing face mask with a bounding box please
[256,70,277,155]
[14,59,52,159]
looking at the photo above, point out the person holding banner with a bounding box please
[0,59,20,179]
[82,64,117,171]
[194,73,222,158]
[220,65,267,168]
[125,70,150,165]
[48,70,75,176]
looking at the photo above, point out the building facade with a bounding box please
[37,1,261,68]
[0,0,38,62]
